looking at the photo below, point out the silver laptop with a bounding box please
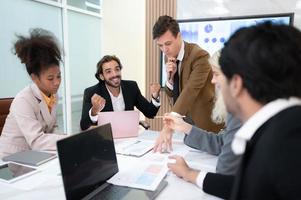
[56,124,167,200]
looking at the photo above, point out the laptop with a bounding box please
[56,124,167,200]
[97,110,139,138]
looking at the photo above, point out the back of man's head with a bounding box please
[152,15,180,39]
[220,22,301,104]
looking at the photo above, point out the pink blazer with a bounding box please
[0,83,66,158]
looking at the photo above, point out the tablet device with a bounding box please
[0,162,39,183]
[2,150,57,166]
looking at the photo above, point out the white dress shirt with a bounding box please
[89,86,125,122]
[231,97,301,155]
[166,40,185,90]
[89,86,160,122]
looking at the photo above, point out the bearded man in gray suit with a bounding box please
[155,51,242,175]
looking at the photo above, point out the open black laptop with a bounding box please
[56,123,167,200]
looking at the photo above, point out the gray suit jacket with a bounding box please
[0,83,66,158]
[184,113,242,175]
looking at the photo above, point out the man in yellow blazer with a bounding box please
[153,15,223,135]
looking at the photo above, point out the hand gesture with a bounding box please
[91,93,106,116]
[166,57,177,81]
[150,83,161,99]
[153,125,173,153]
[163,112,192,133]
[167,155,198,183]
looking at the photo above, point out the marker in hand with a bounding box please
[155,114,186,119]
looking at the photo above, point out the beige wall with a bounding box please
[102,0,146,95]
[145,0,177,130]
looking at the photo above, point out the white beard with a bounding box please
[211,89,227,124]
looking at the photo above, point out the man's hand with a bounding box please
[153,125,173,153]
[166,57,177,82]
[163,113,192,134]
[91,94,106,116]
[167,155,199,183]
[150,83,161,99]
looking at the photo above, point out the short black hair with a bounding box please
[14,28,62,76]
[220,22,301,104]
[152,15,180,40]
[95,55,123,81]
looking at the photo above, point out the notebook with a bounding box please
[56,124,167,200]
[97,110,139,138]
[2,150,57,166]
[114,139,154,157]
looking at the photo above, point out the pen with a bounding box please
[155,115,186,119]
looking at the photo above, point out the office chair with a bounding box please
[0,98,13,135]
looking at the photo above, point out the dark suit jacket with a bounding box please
[80,80,159,130]
[165,42,224,133]
[203,106,301,200]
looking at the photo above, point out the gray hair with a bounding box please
[209,50,221,68]
[209,50,227,124]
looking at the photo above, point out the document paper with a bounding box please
[114,139,154,157]
[107,154,168,191]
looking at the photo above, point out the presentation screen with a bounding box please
[160,13,294,86]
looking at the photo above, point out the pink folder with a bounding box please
[97,110,140,138]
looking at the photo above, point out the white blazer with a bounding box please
[0,83,66,158]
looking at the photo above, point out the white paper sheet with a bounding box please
[108,153,168,191]
[114,139,154,157]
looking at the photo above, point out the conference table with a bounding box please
[0,130,223,200]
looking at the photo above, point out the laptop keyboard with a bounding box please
[90,184,132,200]
[86,180,167,200]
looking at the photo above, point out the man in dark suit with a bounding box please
[80,55,161,130]
[166,22,301,199]
[152,15,223,133]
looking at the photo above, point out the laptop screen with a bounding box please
[97,110,140,138]
[57,124,119,200]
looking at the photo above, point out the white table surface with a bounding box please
[0,130,223,200]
